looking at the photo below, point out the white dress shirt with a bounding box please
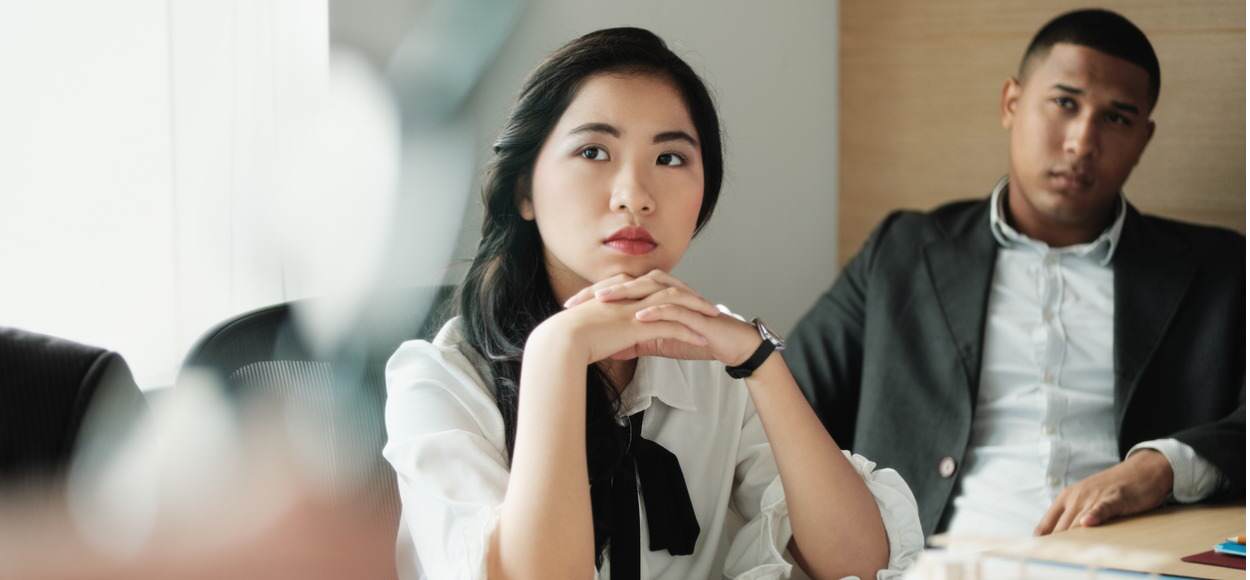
[384,317,924,580]
[944,178,1225,536]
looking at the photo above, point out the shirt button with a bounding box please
[1042,424,1056,435]
[938,456,957,478]
[1042,311,1054,323]
[1048,476,1062,487]
[1042,371,1054,383]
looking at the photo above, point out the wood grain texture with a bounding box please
[839,0,1245,266]
[984,504,1246,579]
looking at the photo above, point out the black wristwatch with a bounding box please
[725,318,786,379]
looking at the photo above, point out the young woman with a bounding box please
[383,28,922,580]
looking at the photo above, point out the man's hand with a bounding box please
[1034,449,1174,535]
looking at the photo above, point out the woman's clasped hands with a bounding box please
[549,269,760,368]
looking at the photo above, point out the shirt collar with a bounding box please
[619,356,699,416]
[988,175,1126,266]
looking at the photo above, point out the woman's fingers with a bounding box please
[588,319,706,363]
[595,279,720,318]
[639,269,695,293]
[637,286,722,317]
[563,273,635,308]
[595,277,665,301]
[641,319,709,347]
[632,304,731,362]
[596,270,707,302]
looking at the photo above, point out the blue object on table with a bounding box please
[1214,541,1246,557]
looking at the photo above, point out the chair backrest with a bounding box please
[0,327,146,490]
[176,285,454,538]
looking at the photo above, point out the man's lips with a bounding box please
[604,226,657,255]
[1048,170,1094,191]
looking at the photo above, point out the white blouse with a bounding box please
[383,318,923,580]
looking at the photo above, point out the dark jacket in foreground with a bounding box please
[783,198,1246,535]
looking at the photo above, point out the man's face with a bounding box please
[1001,43,1155,232]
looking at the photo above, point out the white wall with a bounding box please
[0,1,328,387]
[452,1,840,334]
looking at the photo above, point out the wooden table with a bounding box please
[973,504,1245,579]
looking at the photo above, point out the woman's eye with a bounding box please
[580,146,609,161]
[657,152,685,167]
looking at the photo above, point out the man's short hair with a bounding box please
[1019,9,1161,109]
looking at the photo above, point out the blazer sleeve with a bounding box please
[1169,391,1245,497]
[783,213,899,450]
[1166,234,1246,496]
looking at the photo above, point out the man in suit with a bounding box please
[784,8,1244,538]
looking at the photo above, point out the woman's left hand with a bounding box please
[564,269,760,365]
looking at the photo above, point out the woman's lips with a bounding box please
[604,226,657,255]
[604,239,657,255]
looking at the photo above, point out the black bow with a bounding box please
[591,409,700,579]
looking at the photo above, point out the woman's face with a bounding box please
[521,72,705,303]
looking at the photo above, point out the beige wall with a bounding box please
[839,0,1245,266]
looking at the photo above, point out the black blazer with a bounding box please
[783,198,1245,535]
[0,328,147,487]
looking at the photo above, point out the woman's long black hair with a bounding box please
[453,26,723,560]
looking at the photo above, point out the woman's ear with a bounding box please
[516,173,536,221]
[518,196,535,221]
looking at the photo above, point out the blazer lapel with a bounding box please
[1112,205,1196,429]
[922,202,999,405]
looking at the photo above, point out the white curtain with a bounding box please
[0,0,330,388]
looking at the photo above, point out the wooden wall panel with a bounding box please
[839,0,1245,266]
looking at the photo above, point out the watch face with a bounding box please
[757,319,786,351]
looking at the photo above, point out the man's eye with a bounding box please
[579,146,609,161]
[1106,112,1132,126]
[657,152,685,167]
[1053,97,1076,109]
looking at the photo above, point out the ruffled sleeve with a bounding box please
[382,338,512,580]
[840,451,924,580]
[723,396,923,580]
[723,396,795,579]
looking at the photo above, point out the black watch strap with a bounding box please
[725,339,776,379]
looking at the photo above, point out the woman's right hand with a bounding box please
[534,273,717,366]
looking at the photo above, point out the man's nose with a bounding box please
[1064,113,1100,161]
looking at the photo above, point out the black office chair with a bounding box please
[176,285,454,526]
[0,327,147,492]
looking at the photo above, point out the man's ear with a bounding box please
[1132,119,1157,169]
[1001,77,1022,129]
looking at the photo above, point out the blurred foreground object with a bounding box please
[0,285,452,578]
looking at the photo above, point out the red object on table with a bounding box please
[1182,550,1246,570]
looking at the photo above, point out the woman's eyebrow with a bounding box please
[568,122,620,137]
[654,130,698,147]
[568,123,697,147]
